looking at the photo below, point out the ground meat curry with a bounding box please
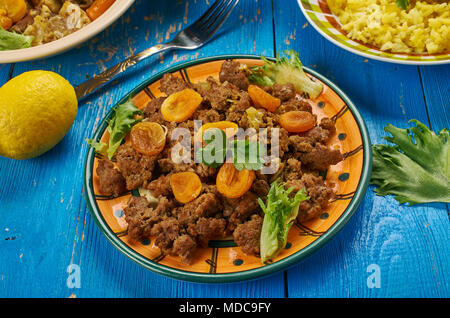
[96,59,344,265]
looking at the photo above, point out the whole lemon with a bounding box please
[0,71,78,160]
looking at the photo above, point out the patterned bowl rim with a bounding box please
[297,0,450,65]
[83,54,373,283]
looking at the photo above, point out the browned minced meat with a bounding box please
[224,191,260,234]
[194,76,250,112]
[272,83,296,102]
[233,214,263,256]
[150,217,198,264]
[219,60,250,91]
[97,59,344,264]
[187,217,227,247]
[285,173,335,222]
[171,234,197,264]
[96,159,126,197]
[193,108,223,123]
[115,144,158,190]
[142,97,166,124]
[276,97,313,114]
[159,73,191,95]
[177,192,223,227]
[287,117,342,169]
[251,179,270,197]
[299,143,343,171]
[124,196,174,241]
[147,174,172,198]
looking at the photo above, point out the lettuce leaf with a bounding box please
[106,99,143,159]
[258,181,309,263]
[371,119,450,205]
[249,50,323,98]
[86,99,143,160]
[85,139,108,157]
[0,28,33,51]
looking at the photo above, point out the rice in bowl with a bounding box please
[327,0,450,54]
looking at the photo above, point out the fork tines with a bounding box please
[193,0,239,34]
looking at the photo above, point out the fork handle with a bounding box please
[75,43,174,101]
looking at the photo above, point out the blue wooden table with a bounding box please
[0,0,448,298]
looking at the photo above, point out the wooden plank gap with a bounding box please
[271,0,277,57]
[8,63,15,80]
[416,66,434,130]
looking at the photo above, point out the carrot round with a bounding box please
[161,88,203,123]
[216,163,255,199]
[279,110,315,133]
[130,122,166,156]
[86,0,115,21]
[170,172,202,204]
[248,84,281,112]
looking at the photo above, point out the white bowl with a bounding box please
[0,0,135,64]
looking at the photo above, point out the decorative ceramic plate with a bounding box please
[0,0,134,63]
[297,0,450,65]
[83,55,372,283]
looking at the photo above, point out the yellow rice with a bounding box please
[327,0,450,54]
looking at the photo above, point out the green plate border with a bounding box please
[83,54,373,283]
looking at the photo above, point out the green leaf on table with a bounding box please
[258,181,309,263]
[371,119,450,205]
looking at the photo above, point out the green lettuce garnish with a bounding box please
[249,50,323,99]
[86,99,143,160]
[258,181,309,263]
[85,139,108,157]
[371,120,450,205]
[0,28,33,51]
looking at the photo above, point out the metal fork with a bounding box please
[75,0,239,101]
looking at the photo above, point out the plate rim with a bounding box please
[297,0,450,65]
[83,54,373,283]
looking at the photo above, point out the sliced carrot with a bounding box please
[170,172,202,204]
[0,0,27,23]
[195,121,238,143]
[248,84,281,112]
[86,0,115,21]
[216,163,255,199]
[279,111,316,133]
[130,122,166,156]
[160,88,203,123]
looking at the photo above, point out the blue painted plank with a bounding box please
[419,65,450,132]
[0,0,283,297]
[273,0,449,298]
[0,63,11,84]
